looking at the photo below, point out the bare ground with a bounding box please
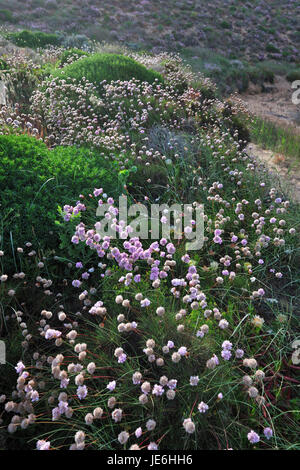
[246,142,300,203]
[239,75,300,133]
[237,76,300,203]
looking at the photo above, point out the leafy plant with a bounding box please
[52,53,164,95]
[5,30,61,49]
[0,135,123,254]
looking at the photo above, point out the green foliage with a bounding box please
[5,30,60,49]
[52,53,164,95]
[250,116,300,161]
[181,47,278,95]
[249,65,275,84]
[0,135,122,253]
[59,48,89,67]
[56,32,92,50]
[0,58,8,71]
[0,9,15,23]
[220,20,231,29]
[266,43,280,54]
[286,69,300,82]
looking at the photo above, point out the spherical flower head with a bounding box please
[148,442,158,450]
[146,419,156,431]
[255,369,265,381]
[235,348,244,359]
[132,372,142,385]
[196,330,204,338]
[167,379,177,390]
[52,407,61,421]
[251,315,265,328]
[159,375,168,386]
[118,353,127,363]
[118,431,129,445]
[244,358,257,369]
[190,376,199,386]
[135,427,142,438]
[107,380,116,391]
[219,319,229,329]
[171,352,181,363]
[183,418,195,434]
[45,328,62,340]
[242,375,253,387]
[130,444,140,450]
[166,389,175,400]
[76,385,88,400]
[74,431,85,444]
[156,306,165,317]
[141,298,151,307]
[31,390,39,402]
[15,361,25,374]
[198,401,209,413]
[247,430,260,444]
[263,427,273,440]
[85,413,93,425]
[248,386,259,398]
[93,407,103,419]
[87,362,96,374]
[152,384,164,396]
[167,341,175,349]
[146,339,155,349]
[108,397,116,408]
[221,349,232,361]
[141,381,151,394]
[178,346,187,356]
[222,340,232,350]
[112,408,123,423]
[139,393,148,404]
[36,440,50,450]
[206,354,219,369]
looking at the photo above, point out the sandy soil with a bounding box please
[239,76,300,134]
[246,142,300,203]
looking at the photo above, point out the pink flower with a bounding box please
[247,430,260,444]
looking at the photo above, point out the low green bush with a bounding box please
[0,9,15,23]
[52,53,164,95]
[0,58,8,71]
[0,135,123,253]
[59,48,89,67]
[286,69,300,82]
[266,43,280,54]
[5,30,61,49]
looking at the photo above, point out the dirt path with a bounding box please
[236,76,300,202]
[239,76,300,133]
[246,142,300,203]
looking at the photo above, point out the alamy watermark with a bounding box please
[291,339,300,365]
[291,80,300,105]
[0,340,5,365]
[95,197,204,251]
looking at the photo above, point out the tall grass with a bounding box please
[250,117,300,161]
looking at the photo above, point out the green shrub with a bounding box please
[0,58,8,71]
[59,48,89,67]
[5,30,61,49]
[0,9,15,23]
[0,135,123,253]
[286,69,300,82]
[222,103,250,146]
[249,66,275,85]
[56,32,92,50]
[266,43,280,54]
[52,53,164,95]
[220,20,231,29]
